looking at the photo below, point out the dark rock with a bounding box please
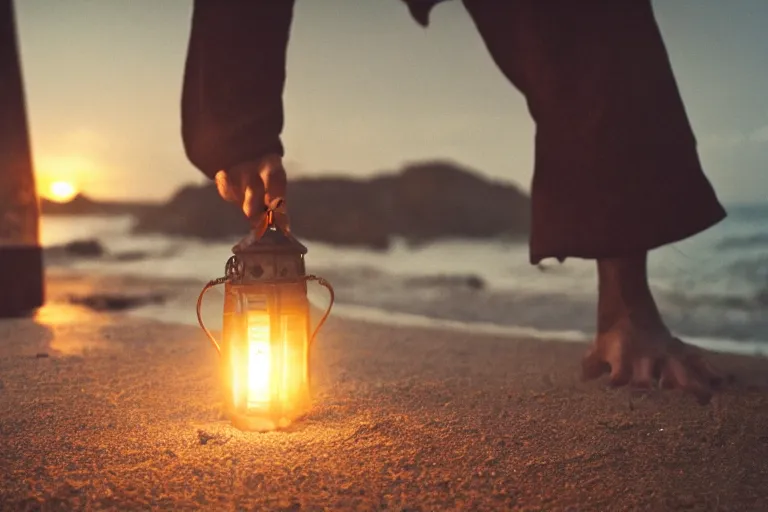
[131,160,531,250]
[196,429,231,446]
[389,161,530,245]
[287,176,393,250]
[197,430,213,445]
[111,250,149,262]
[45,239,105,259]
[405,274,486,291]
[68,293,165,312]
[132,184,250,240]
[63,239,104,258]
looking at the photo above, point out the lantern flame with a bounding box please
[247,314,272,406]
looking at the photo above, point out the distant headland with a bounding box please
[41,160,531,250]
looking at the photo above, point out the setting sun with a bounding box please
[47,180,79,203]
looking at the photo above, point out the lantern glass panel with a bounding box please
[222,281,311,431]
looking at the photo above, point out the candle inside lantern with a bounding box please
[245,311,271,407]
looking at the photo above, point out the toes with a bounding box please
[659,362,677,389]
[583,332,723,403]
[631,357,655,389]
[608,359,631,387]
[580,342,633,387]
[683,347,723,389]
[692,359,723,389]
[605,338,631,387]
[581,347,609,381]
[667,357,712,405]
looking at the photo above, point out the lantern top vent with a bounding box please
[232,225,308,256]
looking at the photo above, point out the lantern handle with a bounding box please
[305,274,335,345]
[196,276,227,355]
[195,272,335,354]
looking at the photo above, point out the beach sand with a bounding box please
[1,271,767,511]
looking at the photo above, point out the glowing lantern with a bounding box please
[196,209,334,432]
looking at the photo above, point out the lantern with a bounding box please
[196,209,334,432]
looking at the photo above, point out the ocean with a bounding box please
[40,202,768,356]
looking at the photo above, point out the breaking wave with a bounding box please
[40,202,768,352]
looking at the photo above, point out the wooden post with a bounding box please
[0,0,44,317]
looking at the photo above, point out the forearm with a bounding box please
[181,0,295,178]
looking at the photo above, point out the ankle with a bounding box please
[596,254,666,334]
[597,306,668,335]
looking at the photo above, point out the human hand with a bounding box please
[214,154,290,235]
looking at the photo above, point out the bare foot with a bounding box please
[582,324,723,404]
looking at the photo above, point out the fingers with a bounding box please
[240,173,266,222]
[215,157,288,232]
[260,158,287,207]
[215,170,239,203]
[216,163,267,228]
[271,210,291,233]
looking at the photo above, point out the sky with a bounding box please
[13,0,768,204]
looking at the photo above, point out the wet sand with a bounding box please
[1,272,767,511]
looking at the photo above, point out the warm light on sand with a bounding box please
[47,180,79,203]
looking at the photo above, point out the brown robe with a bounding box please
[181,0,727,263]
[461,0,726,262]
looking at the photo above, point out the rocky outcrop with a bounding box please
[132,160,531,250]
[132,182,250,241]
[44,239,105,260]
[68,293,166,312]
[405,274,486,291]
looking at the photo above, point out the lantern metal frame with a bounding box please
[196,207,334,431]
[196,257,335,357]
